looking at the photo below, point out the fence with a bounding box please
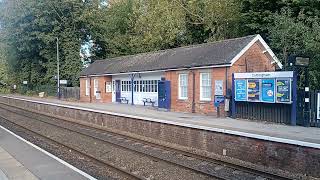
[297,90,320,127]
[60,87,80,100]
[235,102,291,124]
[17,85,80,100]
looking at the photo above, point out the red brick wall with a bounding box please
[166,41,277,116]
[80,76,112,103]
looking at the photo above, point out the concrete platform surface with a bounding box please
[0,125,94,180]
[2,95,320,148]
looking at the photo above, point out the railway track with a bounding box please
[0,115,144,180]
[0,102,294,180]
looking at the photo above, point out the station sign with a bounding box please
[234,71,293,104]
[59,80,67,85]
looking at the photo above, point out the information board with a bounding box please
[276,79,291,103]
[105,82,112,92]
[215,80,224,95]
[261,79,275,103]
[235,80,247,101]
[247,79,260,101]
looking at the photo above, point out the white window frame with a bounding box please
[200,73,212,101]
[85,79,90,96]
[93,79,99,96]
[178,74,188,100]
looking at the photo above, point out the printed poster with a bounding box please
[235,79,247,101]
[247,79,260,101]
[261,79,275,103]
[215,80,224,95]
[276,79,291,103]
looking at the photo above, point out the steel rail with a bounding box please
[0,115,144,180]
[0,102,295,180]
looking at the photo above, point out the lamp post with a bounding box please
[56,37,60,99]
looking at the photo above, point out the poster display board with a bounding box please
[235,80,247,101]
[105,82,112,93]
[261,79,275,102]
[215,80,224,95]
[247,79,260,101]
[234,72,293,104]
[276,79,291,103]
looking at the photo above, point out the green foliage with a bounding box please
[0,0,320,90]
[267,8,320,88]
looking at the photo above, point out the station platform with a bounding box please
[0,124,95,180]
[2,95,320,149]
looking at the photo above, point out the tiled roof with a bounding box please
[80,35,257,76]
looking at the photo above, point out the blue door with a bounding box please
[115,80,121,102]
[158,81,171,109]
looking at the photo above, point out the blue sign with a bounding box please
[235,80,247,101]
[261,79,275,102]
[214,95,225,107]
[276,79,291,103]
[248,79,260,101]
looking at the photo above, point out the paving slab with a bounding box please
[0,126,92,180]
[3,95,320,147]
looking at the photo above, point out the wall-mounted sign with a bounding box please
[234,71,293,79]
[261,79,275,103]
[276,79,291,103]
[317,93,320,119]
[215,80,223,95]
[248,79,260,101]
[214,95,225,107]
[105,82,112,93]
[235,79,247,101]
[59,80,68,85]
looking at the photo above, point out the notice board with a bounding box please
[247,79,260,101]
[261,79,275,102]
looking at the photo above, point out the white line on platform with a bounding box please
[0,125,97,180]
[2,95,320,149]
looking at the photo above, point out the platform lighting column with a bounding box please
[56,37,60,99]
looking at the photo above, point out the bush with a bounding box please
[0,88,10,94]
[25,90,37,96]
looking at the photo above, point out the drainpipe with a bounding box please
[88,76,92,103]
[225,67,228,93]
[192,70,196,113]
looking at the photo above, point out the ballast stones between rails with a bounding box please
[0,103,293,180]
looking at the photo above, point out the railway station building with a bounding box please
[79,34,282,116]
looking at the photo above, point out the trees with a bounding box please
[267,8,320,88]
[0,0,87,86]
[0,0,319,89]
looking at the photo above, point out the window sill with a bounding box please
[198,101,211,104]
[199,99,211,102]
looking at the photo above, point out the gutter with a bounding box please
[80,63,232,78]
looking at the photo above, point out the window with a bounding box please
[200,73,211,101]
[85,79,90,96]
[93,79,99,96]
[133,80,158,92]
[179,74,188,99]
[121,81,132,92]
